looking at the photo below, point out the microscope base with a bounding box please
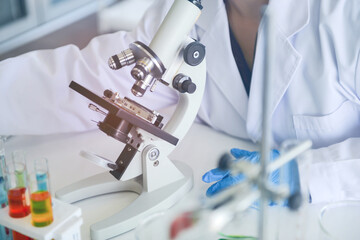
[55,160,193,239]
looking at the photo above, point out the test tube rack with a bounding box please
[0,198,82,240]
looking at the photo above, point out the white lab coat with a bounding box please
[0,0,359,203]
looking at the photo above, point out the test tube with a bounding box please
[0,139,7,208]
[5,151,32,240]
[0,139,12,240]
[6,151,30,218]
[27,157,53,227]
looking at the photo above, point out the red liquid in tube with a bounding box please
[8,187,30,218]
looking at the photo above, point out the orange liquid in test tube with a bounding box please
[8,187,30,218]
[8,187,33,240]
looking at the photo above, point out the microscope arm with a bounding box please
[163,52,206,141]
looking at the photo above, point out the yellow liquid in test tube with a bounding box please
[30,191,53,227]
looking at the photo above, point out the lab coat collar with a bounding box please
[195,0,310,141]
[196,0,223,31]
[246,0,310,142]
[197,0,249,122]
[271,0,310,38]
[197,0,310,39]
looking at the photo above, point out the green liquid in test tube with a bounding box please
[15,170,26,188]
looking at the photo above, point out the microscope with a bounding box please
[56,0,206,239]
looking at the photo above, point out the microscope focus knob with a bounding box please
[173,74,197,94]
[183,41,206,66]
[182,80,197,94]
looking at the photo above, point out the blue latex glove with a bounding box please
[202,148,280,197]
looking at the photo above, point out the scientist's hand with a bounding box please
[202,148,280,197]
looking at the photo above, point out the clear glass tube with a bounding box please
[0,139,13,240]
[5,150,33,240]
[5,150,30,218]
[0,139,7,208]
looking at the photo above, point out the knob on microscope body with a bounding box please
[183,41,206,66]
[173,73,197,94]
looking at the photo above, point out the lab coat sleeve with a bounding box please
[0,0,177,136]
[299,138,360,204]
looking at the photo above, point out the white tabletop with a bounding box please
[3,123,326,240]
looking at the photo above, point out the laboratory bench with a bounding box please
[2,122,335,239]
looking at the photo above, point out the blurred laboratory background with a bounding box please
[0,0,155,61]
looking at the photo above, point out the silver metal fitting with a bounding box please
[148,147,160,161]
[131,57,155,81]
[131,74,155,97]
[88,104,106,115]
[108,49,135,70]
